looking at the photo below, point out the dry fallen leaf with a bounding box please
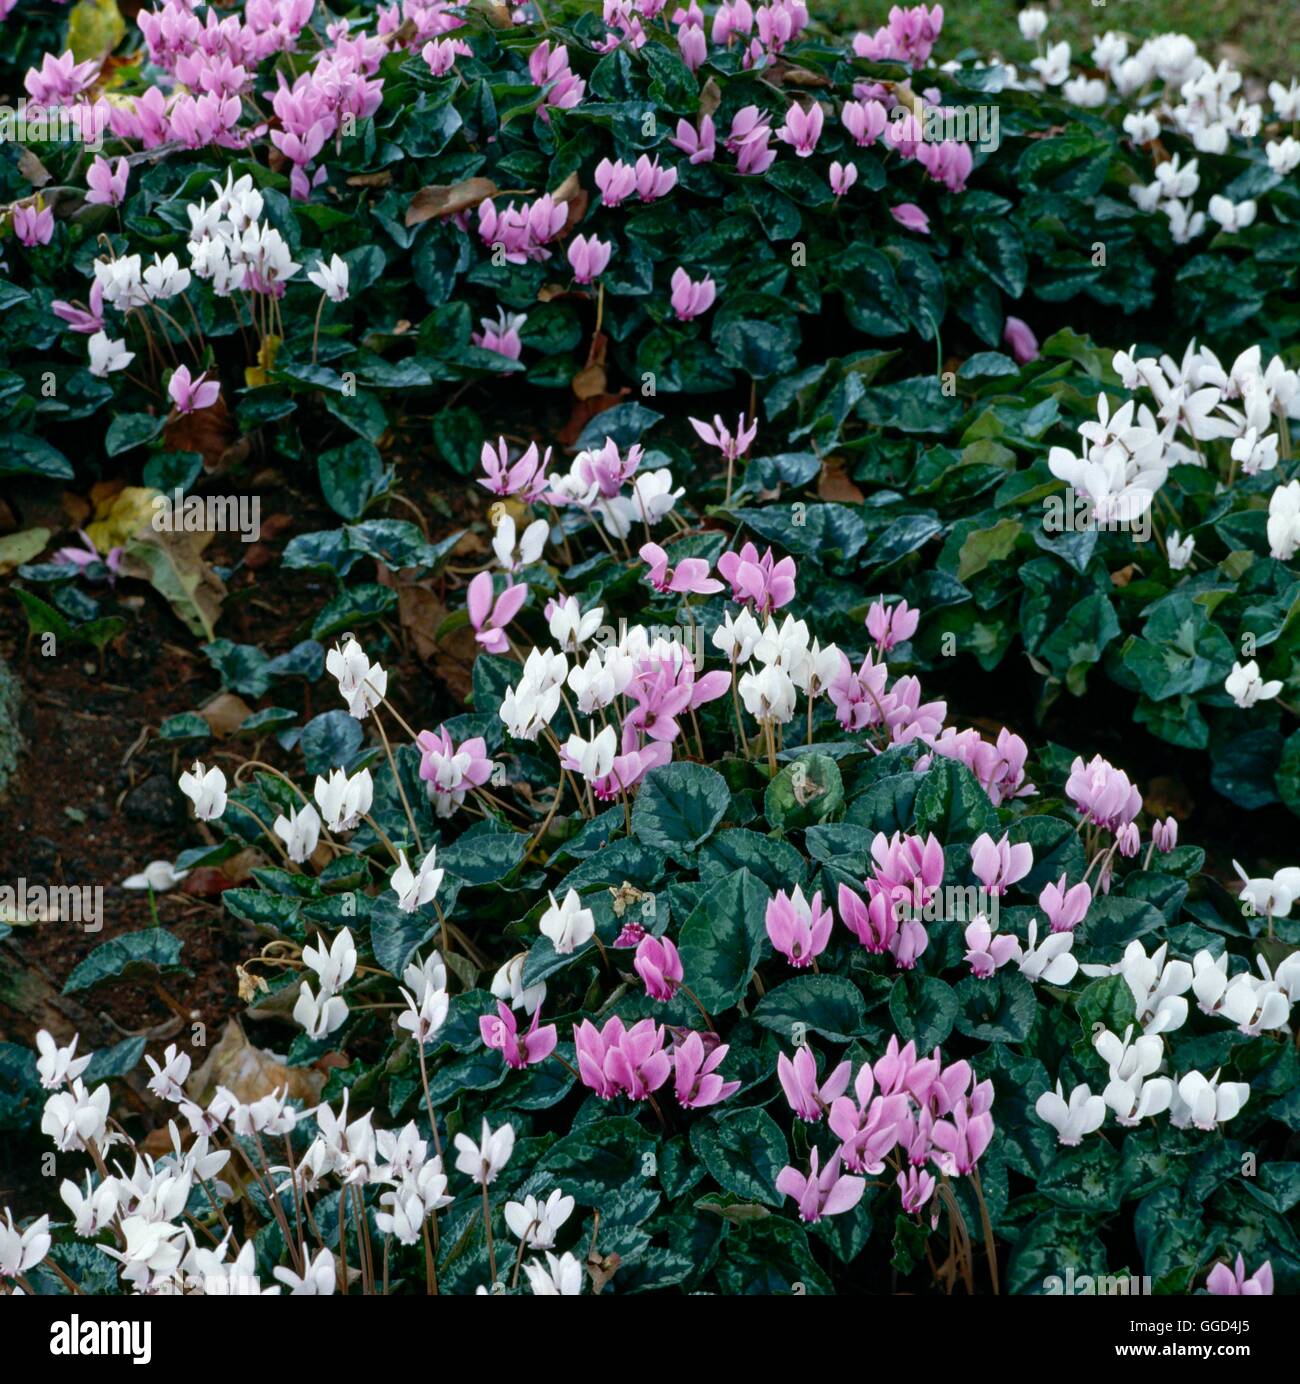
[398,585,452,665]
[572,362,607,400]
[18,148,52,187]
[405,176,499,227]
[552,171,582,205]
[817,458,866,504]
[120,526,226,642]
[163,393,235,471]
[0,527,50,576]
[770,61,832,88]
[186,1019,326,1108]
[200,691,254,737]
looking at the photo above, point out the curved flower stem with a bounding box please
[226,799,295,868]
[311,291,327,365]
[552,1051,581,1082]
[509,1230,532,1290]
[524,783,565,863]
[422,1217,439,1295]
[374,713,423,856]
[730,658,750,758]
[680,982,716,1034]
[971,1165,999,1295]
[482,1183,498,1285]
[415,1035,444,1161]
[234,759,344,853]
[338,1186,349,1295]
[360,812,403,866]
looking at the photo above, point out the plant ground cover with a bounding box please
[833,0,1300,83]
[0,0,1298,1309]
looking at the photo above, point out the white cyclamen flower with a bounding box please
[313,768,373,833]
[274,803,321,864]
[539,888,596,954]
[307,253,350,302]
[523,1249,584,1295]
[391,847,443,913]
[453,1118,515,1185]
[1225,660,1282,709]
[0,1210,51,1279]
[504,1189,575,1249]
[179,760,227,821]
[34,1029,91,1089]
[122,859,190,891]
[1035,1080,1106,1146]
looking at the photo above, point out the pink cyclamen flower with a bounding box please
[415,725,493,816]
[567,233,612,284]
[478,437,551,502]
[1152,817,1178,852]
[673,1031,739,1108]
[925,725,1034,807]
[1065,754,1142,832]
[669,114,716,163]
[467,571,527,655]
[765,885,832,968]
[963,915,1019,978]
[890,202,931,234]
[52,279,105,335]
[614,920,647,948]
[827,1064,908,1172]
[85,156,129,208]
[479,1001,557,1069]
[670,267,716,321]
[1206,1254,1273,1296]
[717,542,797,616]
[472,308,525,360]
[776,1148,865,1223]
[529,40,586,115]
[594,157,637,207]
[54,530,124,581]
[777,100,824,156]
[969,831,1033,896]
[838,881,897,953]
[711,0,755,43]
[841,98,888,146]
[13,202,53,247]
[865,597,919,652]
[726,106,776,175]
[873,1037,941,1103]
[1116,821,1140,858]
[1003,315,1039,364]
[574,1015,671,1101]
[897,1165,937,1213]
[167,365,220,414]
[575,437,643,497]
[1039,874,1091,934]
[929,1084,995,1176]
[829,161,858,197]
[639,542,723,596]
[916,138,972,192]
[677,21,707,71]
[689,412,757,463]
[634,934,683,1000]
[778,1045,851,1122]
[634,154,677,201]
[871,830,945,912]
[25,51,100,104]
[725,105,770,154]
